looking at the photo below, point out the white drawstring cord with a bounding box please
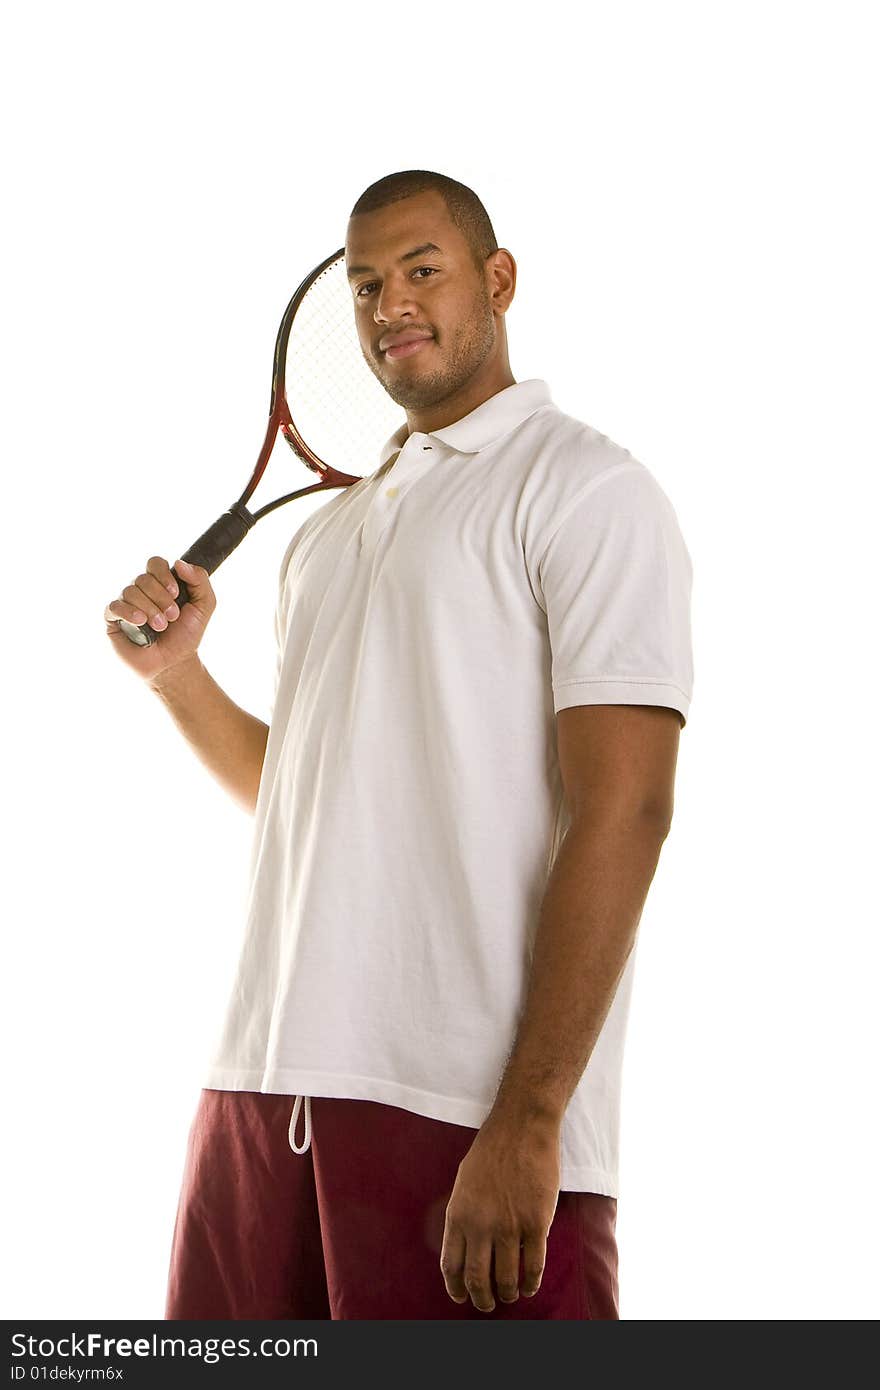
[288,1095,312,1154]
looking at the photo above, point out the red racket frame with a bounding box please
[118,247,366,647]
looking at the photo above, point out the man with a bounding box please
[104,169,694,1320]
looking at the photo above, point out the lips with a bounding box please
[385,338,433,360]
[379,330,434,360]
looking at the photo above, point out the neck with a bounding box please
[405,357,516,435]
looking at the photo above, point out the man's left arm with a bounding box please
[440,701,682,1313]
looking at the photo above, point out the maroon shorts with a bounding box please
[164,1089,619,1320]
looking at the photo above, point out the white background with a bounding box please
[2,0,877,1321]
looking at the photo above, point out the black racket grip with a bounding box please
[117,503,255,647]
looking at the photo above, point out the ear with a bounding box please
[486,248,516,314]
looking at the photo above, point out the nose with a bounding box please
[373,273,419,325]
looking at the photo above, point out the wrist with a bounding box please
[484,1090,565,1136]
[147,654,205,698]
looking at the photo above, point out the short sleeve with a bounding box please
[535,463,694,728]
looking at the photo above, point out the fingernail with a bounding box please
[165,602,179,619]
[151,613,167,630]
[132,610,147,624]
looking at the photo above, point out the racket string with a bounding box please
[286,258,403,477]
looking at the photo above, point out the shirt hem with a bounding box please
[553,676,690,728]
[201,1063,619,1196]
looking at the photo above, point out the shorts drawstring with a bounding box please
[288,1095,312,1155]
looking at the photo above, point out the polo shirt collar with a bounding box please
[377,378,553,468]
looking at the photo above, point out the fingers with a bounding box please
[440,1227,547,1312]
[463,1234,495,1314]
[439,1223,468,1306]
[520,1227,548,1298]
[104,555,181,632]
[493,1235,522,1305]
[441,1220,500,1313]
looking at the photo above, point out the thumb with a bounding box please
[174,557,215,607]
[174,556,208,589]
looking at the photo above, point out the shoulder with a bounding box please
[519,404,679,552]
[276,480,365,593]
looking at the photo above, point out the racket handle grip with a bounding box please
[117,503,256,647]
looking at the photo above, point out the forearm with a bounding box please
[488,808,670,1129]
[148,656,269,815]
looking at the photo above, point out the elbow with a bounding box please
[641,799,674,840]
[569,798,674,840]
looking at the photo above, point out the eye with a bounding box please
[354,267,439,299]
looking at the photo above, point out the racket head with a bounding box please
[275,248,405,482]
[115,249,405,649]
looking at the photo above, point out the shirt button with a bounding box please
[386,486,399,498]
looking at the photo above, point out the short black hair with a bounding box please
[349,170,498,273]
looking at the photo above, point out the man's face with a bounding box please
[345,190,497,411]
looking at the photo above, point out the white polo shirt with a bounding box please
[203,378,694,1195]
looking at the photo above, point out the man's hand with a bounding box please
[440,1115,561,1312]
[104,555,216,683]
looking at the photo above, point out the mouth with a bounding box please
[380,333,435,361]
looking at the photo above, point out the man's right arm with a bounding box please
[104,553,270,816]
[147,657,269,815]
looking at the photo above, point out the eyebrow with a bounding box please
[346,242,444,278]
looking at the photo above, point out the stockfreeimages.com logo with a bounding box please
[10,1331,318,1367]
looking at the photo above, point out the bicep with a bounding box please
[555,702,681,827]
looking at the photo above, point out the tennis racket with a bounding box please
[116,247,403,646]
